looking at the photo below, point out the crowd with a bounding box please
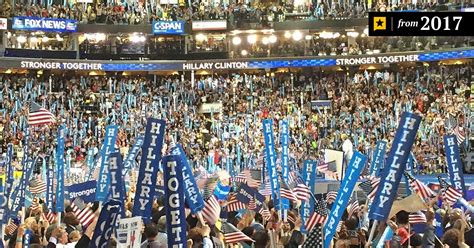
[232,36,472,58]
[0,0,464,26]
[0,62,472,247]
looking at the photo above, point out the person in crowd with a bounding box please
[0,60,471,247]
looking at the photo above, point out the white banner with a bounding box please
[199,102,223,113]
[324,149,344,180]
[116,217,143,248]
[192,20,227,30]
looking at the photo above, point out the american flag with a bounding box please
[405,172,435,200]
[453,126,466,146]
[71,198,95,227]
[287,213,296,225]
[259,180,272,196]
[438,177,463,206]
[292,176,311,202]
[280,181,297,202]
[222,222,254,244]
[305,198,328,231]
[202,195,221,225]
[409,212,427,224]
[45,211,57,224]
[29,178,47,194]
[259,205,271,221]
[248,197,256,211]
[359,177,381,200]
[347,200,360,218]
[288,171,297,186]
[28,102,56,126]
[6,218,20,236]
[316,161,330,172]
[358,179,373,196]
[233,169,261,188]
[303,223,323,248]
[202,177,219,200]
[336,221,343,232]
[30,197,41,212]
[227,196,246,212]
[233,172,247,183]
[326,191,338,204]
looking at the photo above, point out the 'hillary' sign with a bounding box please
[132,119,166,223]
[444,135,466,196]
[369,112,421,221]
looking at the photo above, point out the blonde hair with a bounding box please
[69,230,81,242]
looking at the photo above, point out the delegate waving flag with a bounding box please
[71,198,95,227]
[259,205,271,221]
[347,200,360,218]
[222,221,254,244]
[359,176,381,200]
[293,182,311,202]
[438,177,463,206]
[409,212,427,224]
[227,194,246,212]
[404,172,435,201]
[28,102,56,126]
[306,197,328,232]
[28,177,47,194]
[280,180,297,203]
[259,180,272,196]
[325,191,338,204]
[202,195,221,225]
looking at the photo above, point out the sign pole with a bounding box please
[366,220,378,248]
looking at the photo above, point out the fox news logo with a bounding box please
[153,21,184,34]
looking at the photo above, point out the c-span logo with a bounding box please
[373,17,386,31]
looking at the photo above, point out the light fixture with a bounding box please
[333,32,340,38]
[232,36,241,45]
[363,27,369,35]
[247,34,257,44]
[17,35,27,43]
[319,31,332,39]
[292,30,302,41]
[262,37,269,45]
[269,35,277,43]
[195,33,207,42]
[284,31,291,39]
[347,31,359,38]
[96,33,106,41]
[30,37,38,43]
[7,32,11,38]
[241,50,248,56]
[41,36,50,43]
[305,35,312,40]
[129,33,145,43]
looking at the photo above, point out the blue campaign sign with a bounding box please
[324,152,367,248]
[262,119,280,209]
[300,160,317,233]
[12,16,77,32]
[369,112,421,222]
[152,21,185,34]
[67,180,97,203]
[162,155,187,248]
[170,144,204,214]
[370,140,387,176]
[444,135,466,196]
[132,118,166,223]
[235,183,255,204]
